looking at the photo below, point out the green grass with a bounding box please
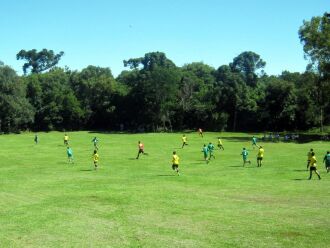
[0,131,329,248]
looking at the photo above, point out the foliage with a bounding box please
[0,64,34,132]
[1,23,330,133]
[16,49,64,74]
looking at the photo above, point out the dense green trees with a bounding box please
[1,50,327,132]
[299,12,330,131]
[0,64,34,132]
[0,13,329,133]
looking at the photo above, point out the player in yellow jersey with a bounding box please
[306,148,313,170]
[172,151,180,176]
[64,133,69,146]
[181,135,188,148]
[257,145,264,167]
[217,137,224,150]
[93,150,99,170]
[308,152,321,180]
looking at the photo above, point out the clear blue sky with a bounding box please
[0,0,328,76]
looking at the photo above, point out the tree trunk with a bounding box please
[233,108,237,132]
[320,107,324,133]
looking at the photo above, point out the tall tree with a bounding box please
[299,12,330,131]
[124,51,175,71]
[260,77,297,130]
[16,49,64,74]
[70,66,124,129]
[0,64,34,132]
[215,65,257,131]
[230,51,266,87]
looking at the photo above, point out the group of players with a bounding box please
[34,130,330,178]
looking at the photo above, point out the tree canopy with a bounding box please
[0,12,329,134]
[16,49,64,74]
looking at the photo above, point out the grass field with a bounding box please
[0,131,329,248]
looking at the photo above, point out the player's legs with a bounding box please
[174,165,179,175]
[136,150,141,159]
[315,169,321,179]
[306,160,310,170]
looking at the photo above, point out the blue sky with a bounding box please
[0,0,328,76]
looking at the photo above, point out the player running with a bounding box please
[93,150,99,170]
[136,141,147,159]
[208,142,215,160]
[307,148,313,170]
[181,135,188,148]
[323,151,330,173]
[256,145,264,167]
[67,146,74,164]
[171,151,180,176]
[92,136,99,150]
[241,148,251,166]
[198,128,203,138]
[308,152,321,180]
[217,137,224,150]
[64,133,69,146]
[202,144,209,163]
[34,134,38,144]
[252,136,257,149]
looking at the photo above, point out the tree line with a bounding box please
[0,13,329,133]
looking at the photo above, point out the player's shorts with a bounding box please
[257,157,263,160]
[310,166,316,171]
[172,164,178,170]
[68,154,73,158]
[138,149,144,153]
[243,156,248,161]
[203,153,208,159]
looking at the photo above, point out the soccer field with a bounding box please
[0,132,329,247]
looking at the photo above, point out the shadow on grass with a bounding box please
[156,174,176,177]
[128,158,137,160]
[80,169,93,172]
[222,137,252,142]
[293,169,307,172]
[228,165,256,168]
[292,178,307,181]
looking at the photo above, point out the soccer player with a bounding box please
[198,128,203,138]
[64,133,69,146]
[202,144,209,163]
[308,152,321,180]
[136,141,147,159]
[67,146,74,164]
[208,142,215,160]
[241,148,251,166]
[306,148,313,170]
[181,135,188,148]
[92,136,99,150]
[323,151,330,173]
[172,151,180,176]
[34,134,38,144]
[256,145,264,167]
[252,136,257,149]
[217,137,224,150]
[93,150,99,170]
